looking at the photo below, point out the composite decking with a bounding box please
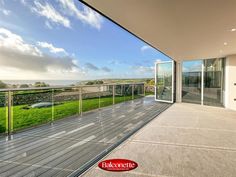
[0,96,171,177]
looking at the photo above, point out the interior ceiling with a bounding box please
[82,0,236,61]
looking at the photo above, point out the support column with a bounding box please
[225,55,236,110]
[175,61,182,103]
[201,62,204,105]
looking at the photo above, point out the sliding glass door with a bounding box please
[155,61,174,103]
[182,60,202,104]
[203,58,225,107]
[181,58,225,107]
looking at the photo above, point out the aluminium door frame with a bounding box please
[155,60,175,103]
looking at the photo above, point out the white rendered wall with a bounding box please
[175,61,182,103]
[225,55,236,110]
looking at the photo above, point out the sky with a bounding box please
[182,60,202,72]
[0,0,171,81]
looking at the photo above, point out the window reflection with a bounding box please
[182,60,202,104]
[203,58,225,107]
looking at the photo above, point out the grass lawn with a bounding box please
[0,95,140,133]
[145,92,155,96]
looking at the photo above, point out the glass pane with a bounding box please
[134,84,144,99]
[144,84,155,96]
[53,87,80,120]
[203,58,224,107]
[156,62,173,102]
[182,60,202,104]
[0,92,6,134]
[124,84,133,101]
[12,89,53,131]
[82,86,100,112]
[115,85,125,104]
[100,85,113,108]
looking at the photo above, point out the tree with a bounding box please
[148,79,155,86]
[86,81,94,85]
[20,84,29,88]
[95,80,104,84]
[85,80,104,85]
[34,82,49,87]
[0,81,7,89]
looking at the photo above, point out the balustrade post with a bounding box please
[51,88,54,123]
[132,84,134,100]
[99,85,101,109]
[7,91,12,138]
[112,85,115,105]
[144,84,146,96]
[79,87,83,116]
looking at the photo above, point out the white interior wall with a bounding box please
[175,61,182,103]
[225,55,236,110]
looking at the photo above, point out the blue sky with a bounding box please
[0,0,170,80]
[182,60,202,72]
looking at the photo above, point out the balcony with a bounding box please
[0,83,171,177]
[84,103,236,177]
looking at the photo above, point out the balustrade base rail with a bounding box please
[0,83,146,137]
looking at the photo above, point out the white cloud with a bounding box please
[183,64,201,72]
[0,0,4,5]
[20,0,26,5]
[141,45,152,52]
[45,21,53,29]
[155,59,162,62]
[0,8,11,16]
[32,1,71,28]
[0,28,41,56]
[132,66,154,74]
[0,28,79,76]
[0,48,77,73]
[58,0,103,29]
[37,41,67,54]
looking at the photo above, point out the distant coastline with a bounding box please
[2,80,81,86]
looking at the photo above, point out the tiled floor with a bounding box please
[84,103,236,177]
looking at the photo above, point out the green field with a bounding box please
[0,94,143,133]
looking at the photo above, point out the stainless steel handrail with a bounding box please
[0,82,145,92]
[0,83,145,138]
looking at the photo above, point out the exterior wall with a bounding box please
[176,61,182,102]
[160,57,236,109]
[225,55,236,110]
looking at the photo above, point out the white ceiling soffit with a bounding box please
[82,0,236,61]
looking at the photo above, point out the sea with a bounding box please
[2,80,81,86]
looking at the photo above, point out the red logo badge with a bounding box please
[98,159,138,172]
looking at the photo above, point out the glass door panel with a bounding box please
[203,58,225,107]
[155,61,174,103]
[182,60,202,104]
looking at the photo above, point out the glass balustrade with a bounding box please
[53,87,80,120]
[115,85,125,104]
[0,92,7,134]
[0,83,145,134]
[99,85,114,108]
[12,89,53,131]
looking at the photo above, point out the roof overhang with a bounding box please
[82,0,236,61]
